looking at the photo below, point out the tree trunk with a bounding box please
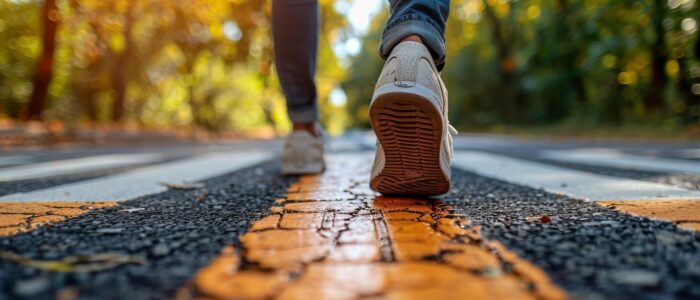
[111,0,135,122]
[556,0,587,105]
[646,0,667,113]
[183,57,205,130]
[604,66,626,124]
[676,58,699,124]
[25,0,59,120]
[482,0,522,122]
[82,87,98,121]
[695,26,700,59]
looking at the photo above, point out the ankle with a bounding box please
[292,122,318,137]
[401,35,424,45]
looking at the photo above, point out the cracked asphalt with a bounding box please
[443,169,700,300]
[0,161,289,300]
[0,136,699,300]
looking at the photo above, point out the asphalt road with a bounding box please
[0,133,699,300]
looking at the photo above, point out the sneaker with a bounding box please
[369,41,456,196]
[281,126,325,175]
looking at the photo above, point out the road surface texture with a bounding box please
[0,133,699,300]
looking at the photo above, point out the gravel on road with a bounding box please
[0,161,290,300]
[444,169,700,300]
[1,163,699,300]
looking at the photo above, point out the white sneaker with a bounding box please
[369,41,456,196]
[281,127,325,175]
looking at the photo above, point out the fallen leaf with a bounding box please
[159,182,205,190]
[0,251,146,272]
[525,215,552,223]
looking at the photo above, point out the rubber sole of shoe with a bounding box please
[369,87,449,196]
[281,162,325,176]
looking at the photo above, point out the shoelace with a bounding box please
[446,123,458,154]
[448,124,458,135]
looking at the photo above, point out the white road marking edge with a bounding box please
[540,148,700,176]
[453,151,700,201]
[0,154,163,182]
[0,152,273,202]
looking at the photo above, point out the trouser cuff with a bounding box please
[380,19,446,71]
[287,107,318,124]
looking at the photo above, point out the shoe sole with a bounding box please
[369,84,449,196]
[281,163,325,176]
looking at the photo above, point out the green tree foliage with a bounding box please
[344,0,700,131]
[3,0,699,134]
[0,0,41,118]
[0,0,348,134]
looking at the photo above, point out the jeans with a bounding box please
[272,0,450,124]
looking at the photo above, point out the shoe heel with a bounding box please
[369,85,449,196]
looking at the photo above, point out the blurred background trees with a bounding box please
[0,0,348,135]
[345,0,700,133]
[0,0,699,136]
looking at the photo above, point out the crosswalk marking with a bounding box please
[453,151,700,201]
[540,148,700,175]
[0,152,272,202]
[0,154,162,182]
[678,148,700,158]
[0,156,33,167]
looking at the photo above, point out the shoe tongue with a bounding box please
[397,40,425,50]
[395,41,429,57]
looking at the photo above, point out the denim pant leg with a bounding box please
[381,0,450,71]
[272,0,319,124]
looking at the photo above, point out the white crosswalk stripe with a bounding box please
[0,156,33,167]
[0,152,272,202]
[540,148,700,176]
[677,148,700,158]
[0,154,162,182]
[4,148,697,203]
[453,151,700,201]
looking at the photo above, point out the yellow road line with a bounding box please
[599,200,700,231]
[185,154,565,300]
[0,202,116,236]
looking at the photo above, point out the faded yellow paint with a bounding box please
[681,223,700,231]
[280,212,325,229]
[187,156,566,300]
[0,202,117,236]
[249,215,280,231]
[600,200,700,231]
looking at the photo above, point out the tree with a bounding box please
[24,0,59,120]
[647,0,667,113]
[110,0,136,122]
[481,0,524,122]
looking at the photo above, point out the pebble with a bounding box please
[14,277,50,297]
[151,243,170,257]
[610,270,661,287]
[96,228,123,234]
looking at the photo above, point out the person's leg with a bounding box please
[272,0,319,134]
[272,0,325,175]
[369,0,453,196]
[380,0,450,70]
